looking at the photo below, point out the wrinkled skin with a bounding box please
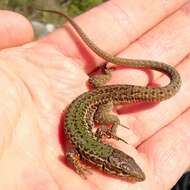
[0,1,190,189]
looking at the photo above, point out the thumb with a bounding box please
[0,10,34,49]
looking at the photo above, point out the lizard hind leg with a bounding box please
[94,102,129,144]
[66,149,91,179]
[88,63,113,88]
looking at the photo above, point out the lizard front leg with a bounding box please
[66,149,91,178]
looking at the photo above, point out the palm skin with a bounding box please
[0,1,190,189]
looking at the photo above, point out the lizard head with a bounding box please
[105,149,145,181]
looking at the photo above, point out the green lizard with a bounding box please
[37,9,181,181]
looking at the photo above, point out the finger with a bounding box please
[39,0,187,71]
[138,108,190,190]
[0,10,33,49]
[108,2,190,85]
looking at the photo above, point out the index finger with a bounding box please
[39,0,187,72]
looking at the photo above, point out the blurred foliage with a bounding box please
[0,0,107,25]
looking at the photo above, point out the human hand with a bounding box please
[0,1,190,189]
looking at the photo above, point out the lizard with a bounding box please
[37,9,182,181]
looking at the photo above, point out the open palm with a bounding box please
[0,1,190,189]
